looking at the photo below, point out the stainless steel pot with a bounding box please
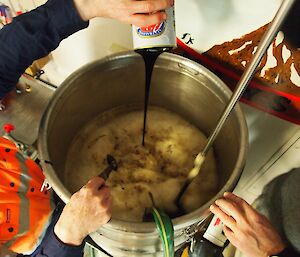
[38,52,248,256]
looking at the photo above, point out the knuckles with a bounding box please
[240,199,251,210]
[71,184,111,209]
[223,214,233,223]
[100,186,111,195]
[151,13,164,25]
[103,209,112,222]
[143,1,156,13]
[252,213,268,225]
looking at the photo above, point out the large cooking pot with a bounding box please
[38,52,248,256]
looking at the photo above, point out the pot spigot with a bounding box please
[3,124,23,149]
[2,124,38,160]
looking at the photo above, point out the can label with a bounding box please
[136,22,166,38]
[203,215,227,247]
[132,7,177,50]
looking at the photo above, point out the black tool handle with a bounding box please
[175,180,190,206]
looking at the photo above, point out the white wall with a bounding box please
[50,18,133,81]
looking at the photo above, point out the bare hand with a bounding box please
[74,0,174,26]
[54,177,112,246]
[210,192,286,257]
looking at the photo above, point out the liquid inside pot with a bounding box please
[65,107,218,222]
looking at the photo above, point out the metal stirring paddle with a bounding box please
[175,0,296,206]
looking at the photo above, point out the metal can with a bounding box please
[132,6,177,50]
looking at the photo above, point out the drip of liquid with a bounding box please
[136,47,172,146]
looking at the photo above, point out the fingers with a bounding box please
[98,185,111,201]
[128,0,173,27]
[101,194,112,209]
[130,0,174,14]
[223,192,244,203]
[223,225,236,244]
[214,198,245,222]
[224,192,256,215]
[210,204,237,232]
[85,176,105,190]
[130,12,167,27]
[81,177,111,203]
[98,194,112,224]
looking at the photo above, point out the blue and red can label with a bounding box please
[132,7,177,50]
[137,22,166,38]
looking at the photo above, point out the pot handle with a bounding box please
[85,236,113,257]
[184,214,213,242]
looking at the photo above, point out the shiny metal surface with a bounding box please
[177,0,296,205]
[202,0,296,156]
[38,52,248,256]
[0,76,54,145]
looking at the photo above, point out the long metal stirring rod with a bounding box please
[176,0,296,205]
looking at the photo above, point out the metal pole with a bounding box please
[202,0,296,156]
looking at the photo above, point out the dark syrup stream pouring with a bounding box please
[135,47,173,146]
[132,6,177,146]
[132,7,177,219]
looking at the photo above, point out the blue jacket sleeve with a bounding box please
[0,0,89,99]
[29,228,85,257]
